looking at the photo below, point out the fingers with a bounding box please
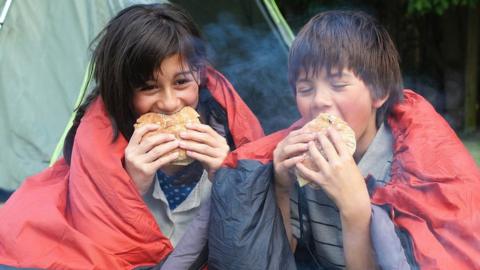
[143,140,180,163]
[296,162,323,187]
[143,133,177,153]
[126,126,181,176]
[307,140,329,173]
[178,123,229,157]
[273,129,319,190]
[179,140,218,158]
[326,128,349,157]
[289,128,313,137]
[317,132,339,164]
[275,131,316,161]
[284,131,317,145]
[177,123,229,173]
[273,130,317,178]
[281,142,309,160]
[130,124,161,145]
[150,151,180,170]
[183,150,217,166]
[305,131,354,183]
[282,154,306,169]
[180,123,225,144]
[130,124,177,153]
[293,135,337,184]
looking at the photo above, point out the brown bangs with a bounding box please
[125,11,206,91]
[288,11,403,101]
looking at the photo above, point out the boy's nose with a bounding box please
[312,89,333,111]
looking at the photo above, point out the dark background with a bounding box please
[174,0,480,136]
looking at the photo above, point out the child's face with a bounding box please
[133,53,200,116]
[295,68,386,155]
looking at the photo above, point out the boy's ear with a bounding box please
[372,94,389,109]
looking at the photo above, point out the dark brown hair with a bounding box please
[64,3,207,164]
[288,10,403,126]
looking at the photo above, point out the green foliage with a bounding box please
[408,0,479,14]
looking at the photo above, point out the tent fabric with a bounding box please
[0,0,164,190]
[0,0,296,191]
[0,67,264,269]
[208,90,480,269]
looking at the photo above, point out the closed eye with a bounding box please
[329,76,350,90]
[332,84,348,88]
[296,88,314,95]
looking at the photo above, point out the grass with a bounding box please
[461,131,480,165]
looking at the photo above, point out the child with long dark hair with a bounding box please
[0,3,263,269]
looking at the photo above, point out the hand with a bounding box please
[273,129,316,191]
[178,123,229,180]
[124,124,180,195]
[273,129,314,252]
[295,128,370,221]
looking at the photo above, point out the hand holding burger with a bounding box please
[126,106,229,194]
[295,113,356,188]
[294,113,371,217]
[125,106,200,194]
[134,106,201,166]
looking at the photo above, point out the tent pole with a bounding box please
[49,61,93,166]
[0,0,13,30]
[258,0,294,47]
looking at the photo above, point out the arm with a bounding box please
[274,180,297,251]
[273,129,316,251]
[340,202,376,270]
[160,196,211,270]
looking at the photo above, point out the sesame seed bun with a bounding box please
[134,106,200,166]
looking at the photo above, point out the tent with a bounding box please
[0,0,296,194]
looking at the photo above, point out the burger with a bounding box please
[296,113,356,188]
[134,106,200,166]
